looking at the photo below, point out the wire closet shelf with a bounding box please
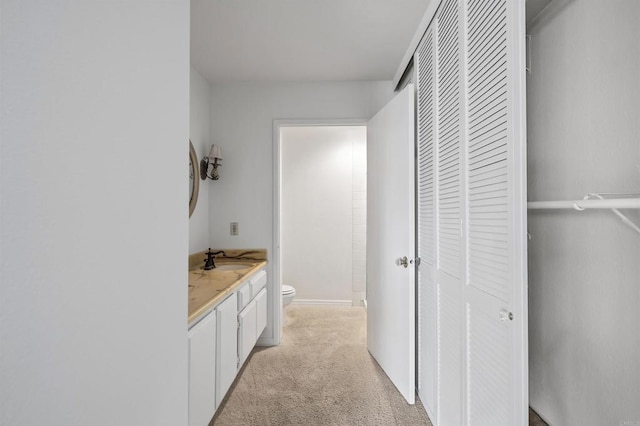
[528,193,640,235]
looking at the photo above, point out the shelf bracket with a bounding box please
[583,193,640,236]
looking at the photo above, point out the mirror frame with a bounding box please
[189,140,200,218]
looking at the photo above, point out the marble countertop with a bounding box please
[188,249,267,326]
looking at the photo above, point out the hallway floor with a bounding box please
[212,305,548,426]
[212,305,431,425]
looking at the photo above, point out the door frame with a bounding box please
[272,118,369,341]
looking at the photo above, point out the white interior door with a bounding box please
[367,84,416,405]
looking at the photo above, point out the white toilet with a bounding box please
[281,284,296,325]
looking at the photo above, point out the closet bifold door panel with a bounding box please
[416,22,437,424]
[415,0,527,424]
[436,0,464,424]
[463,0,527,424]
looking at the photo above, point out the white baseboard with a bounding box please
[352,290,366,300]
[291,299,353,306]
[529,403,555,426]
[417,390,435,421]
[256,337,278,347]
[256,327,279,347]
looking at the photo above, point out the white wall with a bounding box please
[351,135,367,301]
[527,1,640,425]
[209,81,393,340]
[281,126,366,302]
[190,67,210,253]
[0,2,189,425]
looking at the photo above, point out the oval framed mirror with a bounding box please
[189,140,199,217]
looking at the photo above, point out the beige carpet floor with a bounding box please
[211,305,431,425]
[211,305,548,426]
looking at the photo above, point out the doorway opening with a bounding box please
[273,120,368,336]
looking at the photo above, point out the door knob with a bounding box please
[499,310,514,321]
[397,256,409,268]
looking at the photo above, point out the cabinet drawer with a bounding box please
[237,282,251,311]
[250,270,267,298]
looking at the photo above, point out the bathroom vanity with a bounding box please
[187,250,268,426]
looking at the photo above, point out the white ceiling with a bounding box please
[191,0,431,83]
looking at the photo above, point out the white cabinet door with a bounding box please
[255,288,268,339]
[238,299,257,366]
[188,311,216,426]
[215,292,238,407]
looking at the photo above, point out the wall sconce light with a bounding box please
[200,144,222,180]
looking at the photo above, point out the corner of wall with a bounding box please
[189,67,212,253]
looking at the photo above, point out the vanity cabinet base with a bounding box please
[188,312,216,426]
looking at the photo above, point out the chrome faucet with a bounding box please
[204,248,227,270]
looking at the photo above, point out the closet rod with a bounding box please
[528,198,640,210]
[528,194,640,236]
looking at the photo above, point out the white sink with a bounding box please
[213,264,251,271]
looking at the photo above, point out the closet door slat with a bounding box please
[437,0,462,281]
[418,34,436,269]
[466,0,509,302]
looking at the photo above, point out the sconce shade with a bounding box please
[208,144,222,160]
[201,143,222,181]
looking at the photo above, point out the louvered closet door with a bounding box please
[463,0,527,425]
[417,23,437,423]
[415,0,526,424]
[435,0,464,424]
